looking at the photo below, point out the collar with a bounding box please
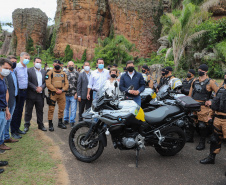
[127,70,136,76]
[17,62,26,68]
[34,67,41,72]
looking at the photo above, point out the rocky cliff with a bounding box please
[12,8,48,55]
[53,0,163,60]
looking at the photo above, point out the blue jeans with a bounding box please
[64,96,77,123]
[0,111,6,145]
[132,96,141,106]
[4,101,16,140]
[93,91,97,100]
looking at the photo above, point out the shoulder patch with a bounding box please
[45,75,49,79]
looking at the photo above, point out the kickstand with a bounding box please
[136,148,140,168]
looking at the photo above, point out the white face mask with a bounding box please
[35,63,42,69]
[84,66,90,71]
[0,68,10,77]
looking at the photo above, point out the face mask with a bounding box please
[162,72,165,76]
[68,67,74,71]
[55,65,61,70]
[198,71,205,76]
[142,70,146,73]
[127,66,134,72]
[187,73,191,78]
[84,66,90,71]
[35,63,41,69]
[0,68,10,77]
[108,68,110,70]
[111,74,117,78]
[23,59,30,65]
[98,64,104,69]
[12,62,17,69]
[165,70,169,75]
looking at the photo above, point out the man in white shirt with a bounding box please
[87,58,110,100]
[24,57,47,132]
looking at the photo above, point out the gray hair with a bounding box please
[20,52,30,57]
[84,61,90,65]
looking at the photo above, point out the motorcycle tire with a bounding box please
[154,126,186,156]
[69,121,104,163]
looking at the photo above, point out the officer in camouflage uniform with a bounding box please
[188,64,219,150]
[181,69,195,95]
[45,60,69,131]
[63,61,79,128]
[200,73,226,164]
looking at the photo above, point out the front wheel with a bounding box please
[69,121,104,163]
[154,126,186,156]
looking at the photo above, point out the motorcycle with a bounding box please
[69,83,200,167]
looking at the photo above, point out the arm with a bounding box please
[62,73,69,92]
[28,69,37,91]
[77,73,82,97]
[188,79,195,97]
[40,70,46,90]
[5,90,11,120]
[138,74,145,93]
[148,75,154,89]
[119,75,128,92]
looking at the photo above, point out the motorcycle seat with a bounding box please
[144,105,181,125]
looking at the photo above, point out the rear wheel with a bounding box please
[69,122,104,162]
[154,126,186,156]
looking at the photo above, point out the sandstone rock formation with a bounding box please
[53,0,163,60]
[0,32,12,56]
[12,8,48,55]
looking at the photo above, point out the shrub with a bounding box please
[62,45,73,63]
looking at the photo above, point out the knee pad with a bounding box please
[198,121,207,129]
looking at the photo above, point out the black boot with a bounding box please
[49,120,54,132]
[200,153,216,164]
[58,118,67,129]
[186,125,195,143]
[196,137,206,150]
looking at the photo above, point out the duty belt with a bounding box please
[0,108,6,112]
[214,114,226,119]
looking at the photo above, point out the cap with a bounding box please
[199,64,208,72]
[189,69,195,75]
[165,66,173,71]
[113,64,118,67]
[161,68,166,72]
[53,60,62,64]
[142,65,149,70]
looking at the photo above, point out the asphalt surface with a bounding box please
[30,101,226,185]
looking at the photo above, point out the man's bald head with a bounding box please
[67,61,74,67]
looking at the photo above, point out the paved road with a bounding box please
[31,102,226,185]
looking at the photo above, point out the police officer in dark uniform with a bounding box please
[45,60,69,131]
[200,73,226,164]
[181,69,195,95]
[142,65,154,89]
[157,68,166,90]
[188,64,219,150]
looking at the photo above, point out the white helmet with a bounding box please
[169,78,182,90]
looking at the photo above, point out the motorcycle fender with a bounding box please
[99,132,107,147]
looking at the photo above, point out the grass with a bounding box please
[0,123,58,185]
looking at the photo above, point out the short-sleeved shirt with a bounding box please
[0,78,7,108]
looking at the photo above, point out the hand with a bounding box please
[74,93,77,99]
[78,97,81,102]
[129,90,134,94]
[5,108,11,120]
[87,94,90,100]
[36,87,42,93]
[205,100,212,107]
[56,89,62,94]
[133,90,140,96]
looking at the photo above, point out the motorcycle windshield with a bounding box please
[92,84,109,109]
[157,84,169,99]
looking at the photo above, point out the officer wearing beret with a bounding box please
[189,64,219,150]
[181,69,195,96]
[200,72,226,164]
[45,60,69,131]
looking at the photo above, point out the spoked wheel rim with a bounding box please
[71,126,100,158]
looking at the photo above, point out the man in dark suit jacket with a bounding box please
[77,62,92,121]
[24,57,47,132]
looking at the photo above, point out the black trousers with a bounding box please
[79,99,92,121]
[24,94,44,127]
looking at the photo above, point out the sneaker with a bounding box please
[0,149,5,154]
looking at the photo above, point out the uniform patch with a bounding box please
[215,81,219,87]
[45,75,49,79]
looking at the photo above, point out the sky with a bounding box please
[0,0,57,32]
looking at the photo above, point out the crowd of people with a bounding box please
[0,52,226,175]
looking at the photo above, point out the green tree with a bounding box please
[81,49,87,63]
[63,45,73,63]
[26,36,35,54]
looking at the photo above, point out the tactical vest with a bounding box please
[192,78,212,101]
[51,71,65,89]
[181,78,194,95]
[164,75,173,85]
[211,85,226,113]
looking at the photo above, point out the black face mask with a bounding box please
[55,65,61,70]
[69,67,74,71]
[12,62,17,69]
[187,73,191,78]
[108,68,110,70]
[165,70,169,75]
[198,71,205,76]
[127,66,134,72]
[96,67,98,69]
[111,74,117,78]
[142,69,146,73]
